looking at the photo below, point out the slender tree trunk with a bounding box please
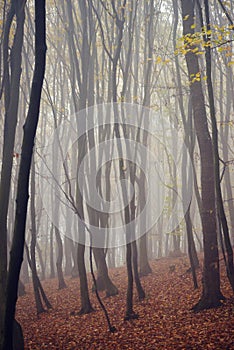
[36,244,45,281]
[77,242,94,314]
[181,0,224,311]
[54,226,67,290]
[25,243,52,313]
[49,225,55,279]
[172,2,201,278]
[0,2,25,345]
[132,241,145,300]
[64,237,73,276]
[30,157,45,314]
[76,0,94,315]
[139,0,155,276]
[203,0,234,292]
[2,1,46,348]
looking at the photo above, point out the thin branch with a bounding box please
[89,0,113,62]
[217,0,234,27]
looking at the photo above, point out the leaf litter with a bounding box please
[16,256,234,349]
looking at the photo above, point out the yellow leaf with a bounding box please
[156,56,162,64]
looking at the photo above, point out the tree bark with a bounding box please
[93,248,118,297]
[54,226,67,290]
[181,0,224,311]
[2,1,46,348]
[30,157,45,314]
[0,2,25,345]
[203,0,234,292]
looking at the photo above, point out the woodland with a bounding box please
[0,0,234,349]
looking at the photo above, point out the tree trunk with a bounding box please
[25,244,52,314]
[132,241,145,300]
[139,234,152,276]
[181,0,224,311]
[93,248,118,297]
[54,227,67,290]
[77,241,94,314]
[49,225,55,279]
[30,157,45,314]
[0,2,24,345]
[203,0,234,292]
[64,237,73,276]
[2,1,46,348]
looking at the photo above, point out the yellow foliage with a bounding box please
[156,56,162,64]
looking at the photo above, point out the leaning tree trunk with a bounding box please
[181,0,224,311]
[2,1,46,348]
[0,2,25,345]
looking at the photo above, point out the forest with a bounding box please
[0,0,234,349]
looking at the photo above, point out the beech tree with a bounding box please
[0,0,26,346]
[181,0,225,310]
[2,0,46,348]
[202,0,234,292]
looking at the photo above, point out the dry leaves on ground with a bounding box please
[17,256,234,350]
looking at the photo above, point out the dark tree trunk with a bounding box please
[77,241,94,314]
[203,0,234,292]
[138,0,154,276]
[124,242,135,320]
[185,208,199,289]
[129,189,145,300]
[0,2,24,345]
[30,158,45,314]
[25,244,52,313]
[139,234,152,277]
[93,248,118,297]
[36,244,45,281]
[66,0,94,315]
[181,0,224,311]
[112,1,141,320]
[12,320,24,350]
[132,241,145,300]
[172,1,200,276]
[54,227,67,290]
[2,1,46,348]
[64,237,73,276]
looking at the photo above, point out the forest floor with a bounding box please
[17,255,234,350]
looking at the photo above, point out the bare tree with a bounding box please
[2,0,46,347]
[0,1,25,345]
[181,0,224,311]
